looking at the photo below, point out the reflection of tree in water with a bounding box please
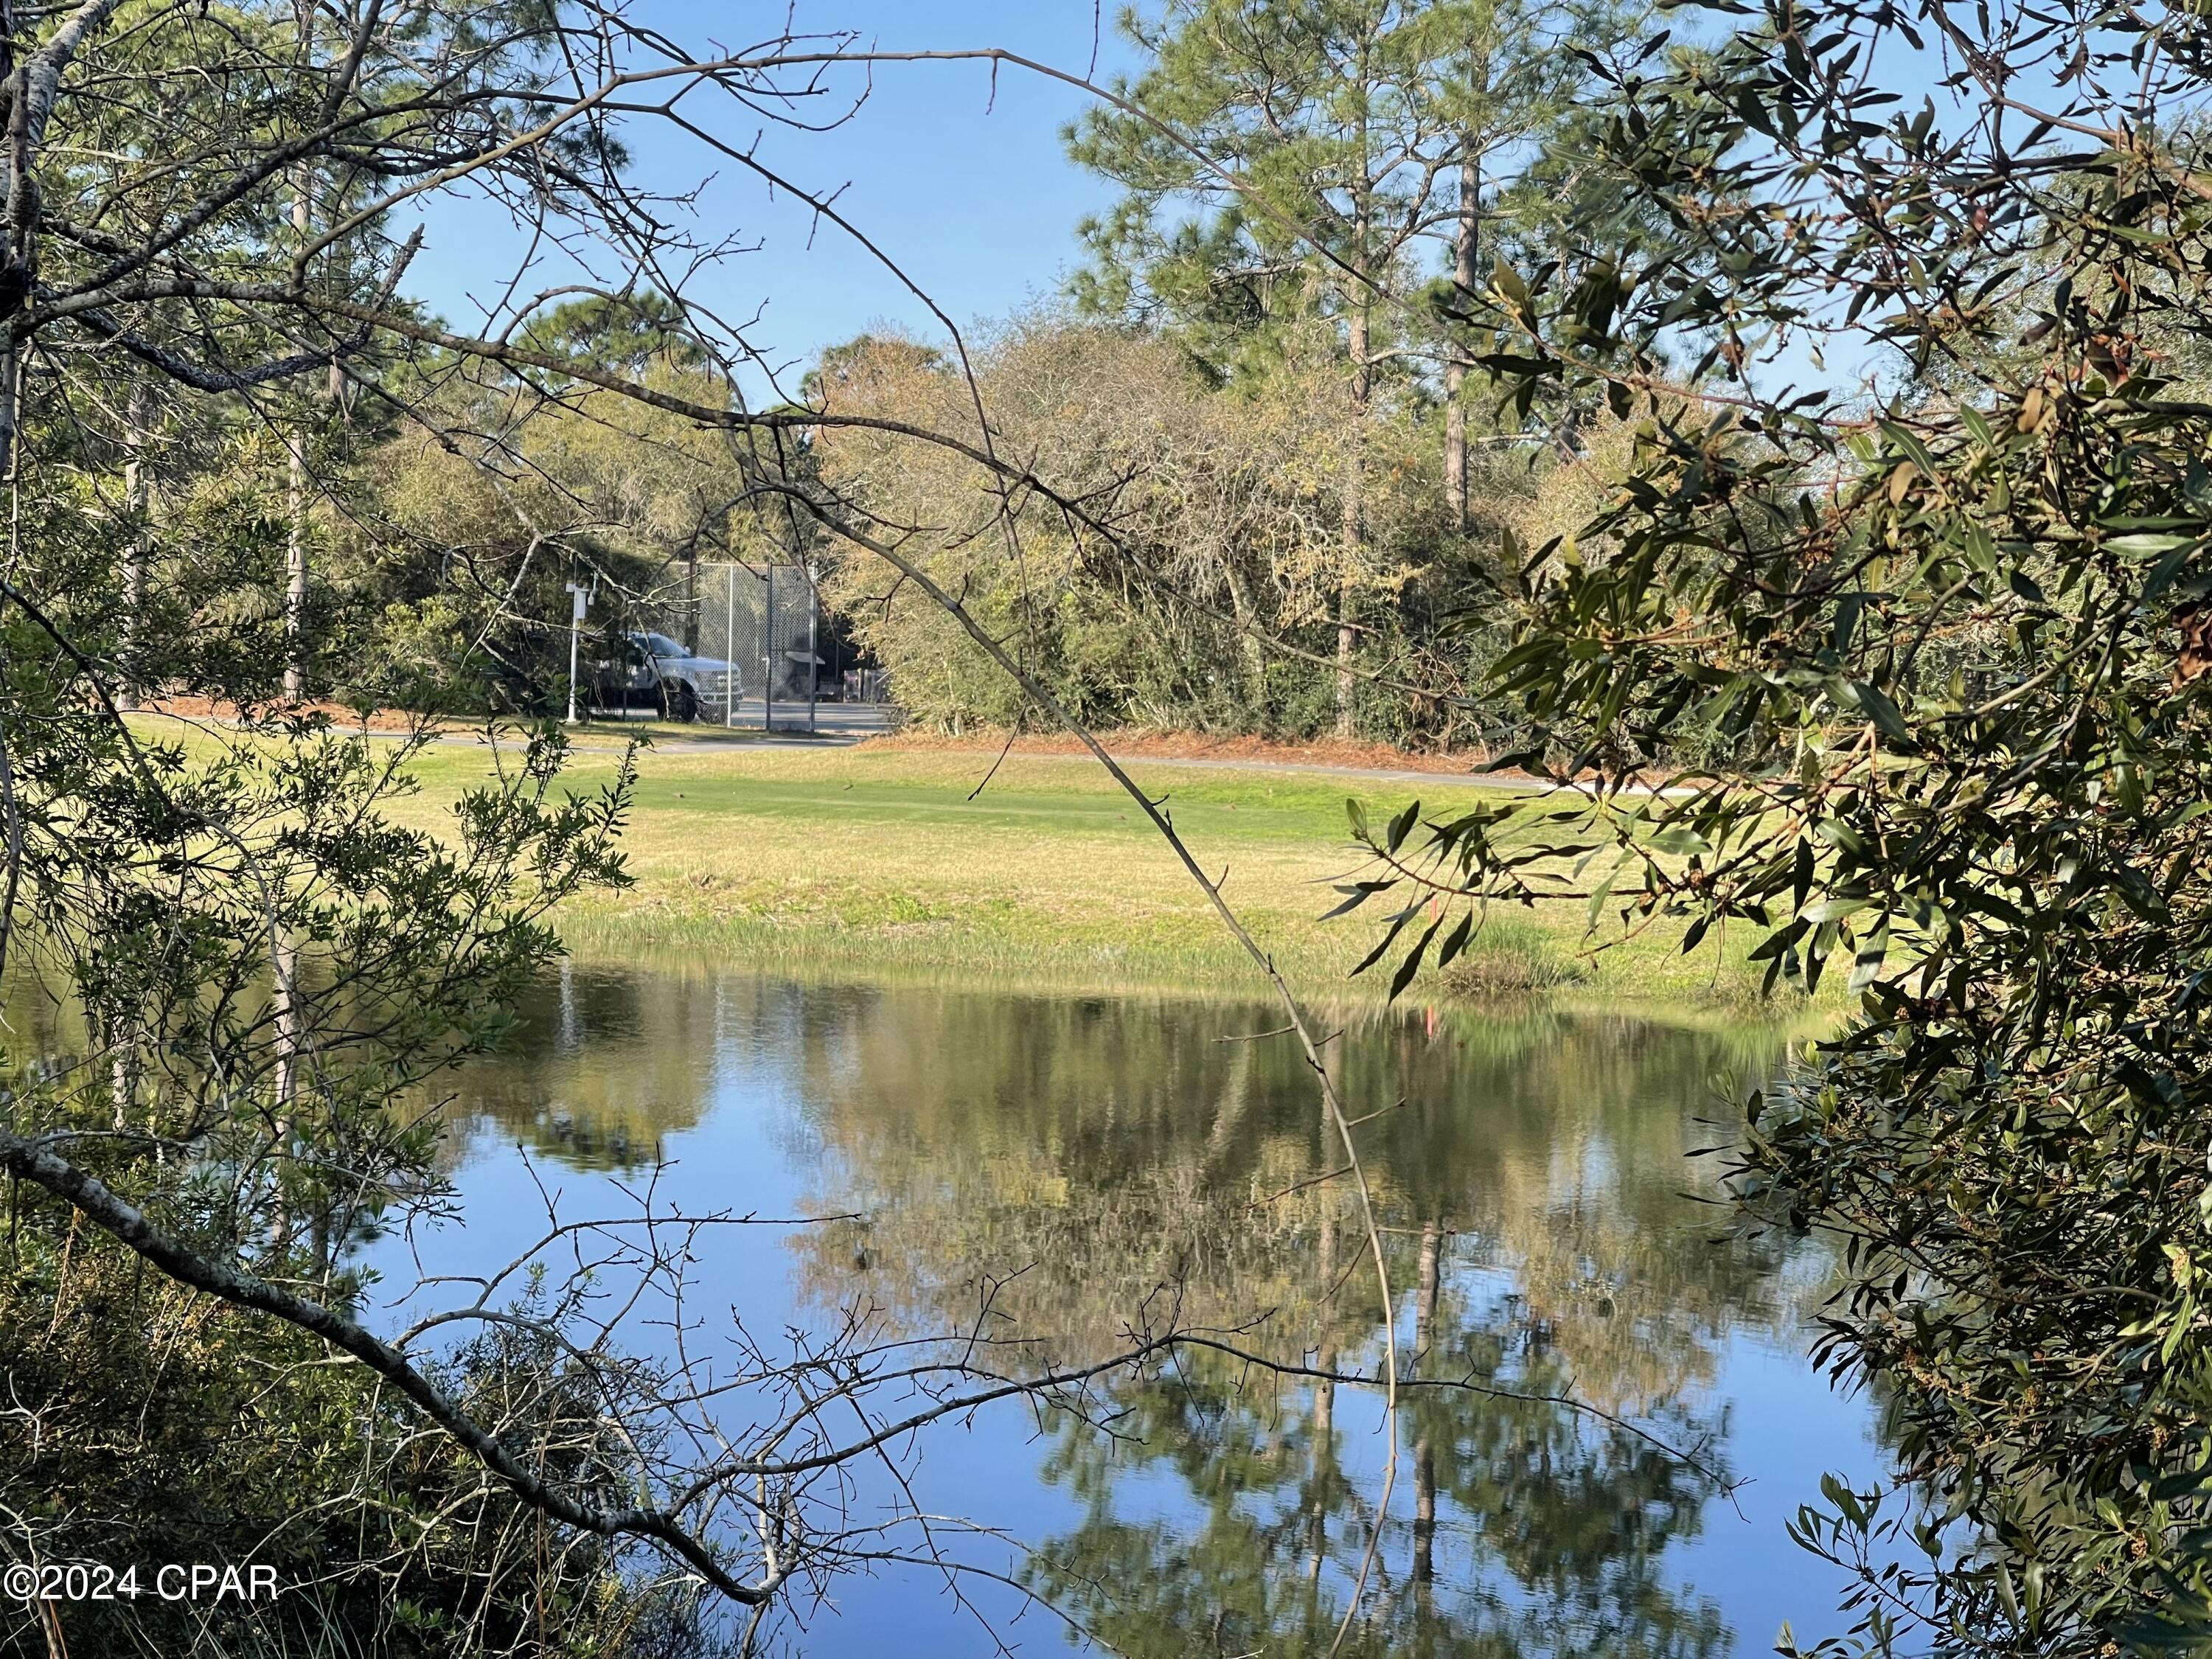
[0,961,742,1179]
[775,987,1823,1410]
[754,979,1829,1655]
[1016,1193,1736,1659]
[1026,1359,1728,1658]
[436,967,1837,1650]
[434,960,737,1172]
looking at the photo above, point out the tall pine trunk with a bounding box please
[283,162,313,701]
[1337,86,1374,745]
[283,10,323,703]
[1307,1203,1338,1579]
[1338,298,1368,739]
[268,933,302,1252]
[119,379,151,711]
[1444,146,1480,532]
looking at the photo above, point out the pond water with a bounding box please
[385,961,1883,1658]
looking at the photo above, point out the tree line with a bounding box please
[65,0,1641,747]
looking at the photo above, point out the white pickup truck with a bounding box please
[596,630,738,722]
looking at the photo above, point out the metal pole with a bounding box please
[806,565,818,735]
[723,563,736,727]
[762,564,775,734]
[566,620,579,724]
[564,582,586,724]
[621,602,630,723]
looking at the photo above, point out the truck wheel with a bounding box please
[663,680,700,723]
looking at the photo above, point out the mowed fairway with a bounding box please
[394,736,1769,1001]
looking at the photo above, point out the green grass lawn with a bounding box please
[386,733,1788,1006]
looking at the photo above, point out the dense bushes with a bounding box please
[0,1237,723,1657]
[813,316,1540,745]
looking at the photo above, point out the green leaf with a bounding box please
[1385,799,1422,854]
[1845,681,1913,743]
[1321,880,1392,919]
[1388,914,1445,1002]
[1435,908,1475,967]
[1847,922,1890,991]
[2143,540,2198,602]
[2105,532,2196,557]
[1800,896,1871,925]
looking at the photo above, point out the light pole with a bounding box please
[762,564,776,734]
[565,580,591,724]
[805,562,819,735]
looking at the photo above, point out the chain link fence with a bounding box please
[690,562,816,724]
[582,562,889,727]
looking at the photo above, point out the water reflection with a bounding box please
[438,964,1854,1656]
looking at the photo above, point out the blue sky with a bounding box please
[389,1,2001,408]
[403,3,1143,397]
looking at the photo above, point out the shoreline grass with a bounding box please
[373,737,1806,1009]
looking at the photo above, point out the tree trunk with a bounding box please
[282,10,327,703]
[1222,561,1270,707]
[108,1013,134,1132]
[1338,286,1370,741]
[1444,146,1481,532]
[102,383,156,1100]
[685,549,700,653]
[1414,1218,1442,1354]
[285,425,309,701]
[1413,1436,1437,1593]
[118,379,151,711]
[268,933,302,1251]
[0,335,17,516]
[283,163,313,702]
[1335,62,1375,743]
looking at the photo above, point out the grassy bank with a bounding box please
[379,733,1788,1005]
